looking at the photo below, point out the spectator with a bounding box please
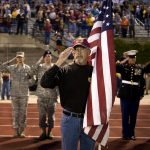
[144,62,150,95]
[86,12,95,36]
[16,9,26,35]
[64,32,75,47]
[44,18,52,45]
[113,13,121,35]
[129,14,135,38]
[68,9,77,36]
[120,15,129,37]
[36,6,44,31]
[1,71,10,100]
[145,72,150,95]
[55,32,63,54]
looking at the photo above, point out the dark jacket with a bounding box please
[116,63,145,100]
[40,63,92,113]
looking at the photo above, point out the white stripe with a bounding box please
[88,33,101,43]
[92,21,103,30]
[92,125,103,140]
[92,57,96,67]
[84,126,91,134]
[83,105,88,128]
[90,46,98,54]
[101,31,112,120]
[91,58,101,125]
[101,125,109,146]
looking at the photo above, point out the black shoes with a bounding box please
[38,132,53,141]
[130,136,136,140]
[47,132,53,140]
[122,137,130,140]
[38,133,47,141]
[122,136,136,141]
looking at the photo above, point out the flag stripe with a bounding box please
[107,31,116,104]
[97,124,108,143]
[89,39,100,50]
[86,86,94,125]
[90,62,101,125]
[87,126,97,138]
[96,45,107,124]
[101,31,112,120]
[89,26,101,38]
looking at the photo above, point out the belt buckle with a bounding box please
[78,113,82,118]
[78,113,83,118]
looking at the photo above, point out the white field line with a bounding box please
[0,135,149,139]
[0,125,150,129]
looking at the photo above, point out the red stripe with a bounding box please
[89,39,100,49]
[90,27,101,37]
[87,86,94,126]
[107,30,116,105]
[96,44,107,124]
[87,126,97,138]
[90,52,96,60]
[96,123,108,143]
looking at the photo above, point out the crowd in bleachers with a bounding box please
[0,0,150,39]
[0,0,31,34]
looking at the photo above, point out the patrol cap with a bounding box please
[16,52,24,57]
[126,50,138,58]
[73,37,90,50]
[43,50,51,58]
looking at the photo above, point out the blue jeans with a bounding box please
[1,80,10,99]
[45,32,51,45]
[61,113,95,150]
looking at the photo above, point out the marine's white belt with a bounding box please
[122,80,139,85]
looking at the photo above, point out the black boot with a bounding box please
[47,127,53,140]
[38,128,47,141]
[19,127,25,138]
[13,128,20,138]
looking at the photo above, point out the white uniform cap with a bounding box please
[126,50,138,56]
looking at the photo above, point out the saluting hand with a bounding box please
[55,47,74,66]
[120,57,129,64]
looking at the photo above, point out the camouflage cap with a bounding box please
[16,52,24,57]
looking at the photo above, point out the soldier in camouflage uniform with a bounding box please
[0,52,31,137]
[31,50,58,140]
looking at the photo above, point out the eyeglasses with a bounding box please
[74,47,87,51]
[129,56,136,59]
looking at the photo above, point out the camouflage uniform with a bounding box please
[0,64,31,129]
[32,63,58,129]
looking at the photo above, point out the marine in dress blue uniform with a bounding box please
[116,50,145,140]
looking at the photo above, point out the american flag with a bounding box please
[83,0,116,146]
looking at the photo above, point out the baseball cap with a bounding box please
[72,37,90,49]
